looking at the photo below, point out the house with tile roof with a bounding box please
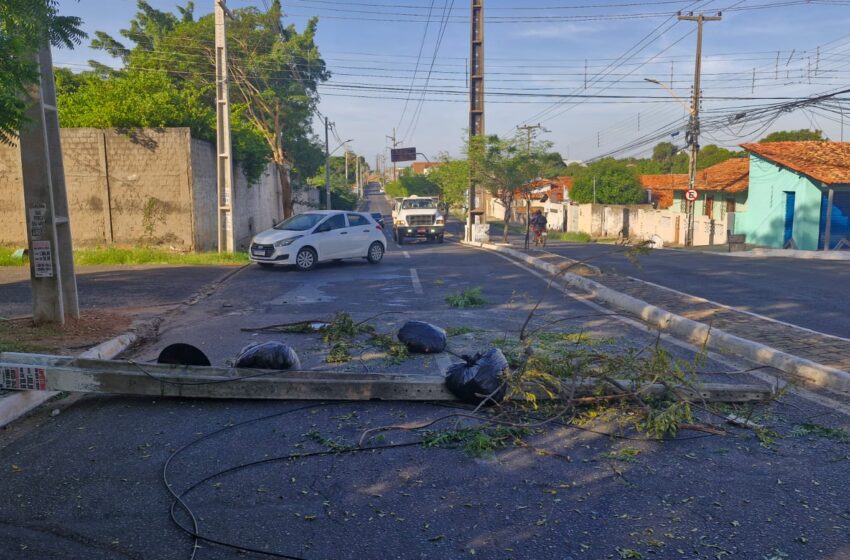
[639,157,749,222]
[734,141,850,250]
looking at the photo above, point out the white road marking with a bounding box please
[403,251,411,259]
[486,248,850,418]
[410,268,423,295]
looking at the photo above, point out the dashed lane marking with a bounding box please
[410,268,423,295]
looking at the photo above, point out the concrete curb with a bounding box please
[462,240,850,394]
[0,326,143,428]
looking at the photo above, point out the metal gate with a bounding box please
[819,191,850,249]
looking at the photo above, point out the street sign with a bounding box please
[685,189,698,202]
[390,147,417,162]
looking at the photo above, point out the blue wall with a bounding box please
[734,154,825,250]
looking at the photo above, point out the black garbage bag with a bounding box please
[397,321,447,354]
[233,341,301,370]
[445,348,509,405]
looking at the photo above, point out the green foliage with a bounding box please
[571,158,644,204]
[71,246,249,265]
[759,129,826,143]
[382,168,440,200]
[790,422,850,442]
[546,231,592,243]
[445,287,489,308]
[369,333,410,364]
[326,342,351,363]
[0,0,85,144]
[82,1,329,211]
[446,326,476,337]
[422,426,528,458]
[321,312,373,344]
[428,158,469,207]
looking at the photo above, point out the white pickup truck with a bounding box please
[391,195,445,244]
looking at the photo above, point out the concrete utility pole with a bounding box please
[19,45,79,325]
[344,144,349,190]
[324,116,332,209]
[386,129,400,182]
[467,0,484,241]
[516,123,542,151]
[214,0,235,252]
[356,155,361,197]
[678,11,721,247]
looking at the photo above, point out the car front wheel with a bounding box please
[367,242,384,264]
[295,247,317,271]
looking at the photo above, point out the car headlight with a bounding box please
[274,235,302,247]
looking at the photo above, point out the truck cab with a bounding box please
[392,195,445,244]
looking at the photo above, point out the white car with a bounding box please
[249,210,386,271]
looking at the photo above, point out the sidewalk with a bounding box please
[467,239,850,387]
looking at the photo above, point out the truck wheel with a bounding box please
[438,234,444,243]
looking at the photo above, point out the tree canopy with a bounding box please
[61,0,328,216]
[759,129,826,143]
[0,0,85,144]
[570,159,644,205]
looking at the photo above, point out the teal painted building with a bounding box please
[734,142,850,250]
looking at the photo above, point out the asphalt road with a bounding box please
[543,242,850,338]
[1,189,850,560]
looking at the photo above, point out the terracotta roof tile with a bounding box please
[639,157,749,197]
[741,141,850,185]
[409,162,443,174]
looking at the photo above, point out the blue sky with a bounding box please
[55,1,850,167]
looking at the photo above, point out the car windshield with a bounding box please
[371,213,382,219]
[402,199,436,209]
[274,213,325,231]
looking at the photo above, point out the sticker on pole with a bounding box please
[32,240,53,278]
[1,365,47,391]
[685,189,699,202]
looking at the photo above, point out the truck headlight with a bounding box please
[435,217,445,225]
[274,235,302,247]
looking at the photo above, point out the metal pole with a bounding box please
[19,45,79,324]
[214,0,235,252]
[324,116,331,210]
[824,187,834,250]
[356,155,361,198]
[467,0,484,241]
[679,12,721,247]
[344,145,349,189]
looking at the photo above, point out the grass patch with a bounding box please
[545,231,592,243]
[445,287,489,308]
[446,326,476,337]
[0,245,250,267]
[601,447,642,463]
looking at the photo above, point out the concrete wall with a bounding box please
[734,154,823,250]
[1,127,300,251]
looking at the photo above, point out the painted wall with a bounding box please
[734,154,824,250]
[672,190,748,221]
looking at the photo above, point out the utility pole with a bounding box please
[214,0,235,252]
[386,129,400,182]
[344,144,349,190]
[356,155,361,198]
[324,116,332,209]
[678,11,721,247]
[20,45,79,324]
[516,123,542,151]
[467,0,484,241]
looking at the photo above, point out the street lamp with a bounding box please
[326,138,353,210]
[645,77,699,246]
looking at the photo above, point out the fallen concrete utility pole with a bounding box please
[0,353,771,403]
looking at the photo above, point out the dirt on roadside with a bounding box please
[0,310,132,355]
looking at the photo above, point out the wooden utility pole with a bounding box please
[19,45,79,325]
[678,11,721,247]
[324,116,332,209]
[214,0,235,252]
[467,0,484,241]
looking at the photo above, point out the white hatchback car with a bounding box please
[249,211,386,271]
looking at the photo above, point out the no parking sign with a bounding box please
[685,189,699,202]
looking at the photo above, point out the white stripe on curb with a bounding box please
[461,240,850,394]
[0,330,142,428]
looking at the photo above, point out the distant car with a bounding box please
[370,212,385,228]
[249,211,385,271]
